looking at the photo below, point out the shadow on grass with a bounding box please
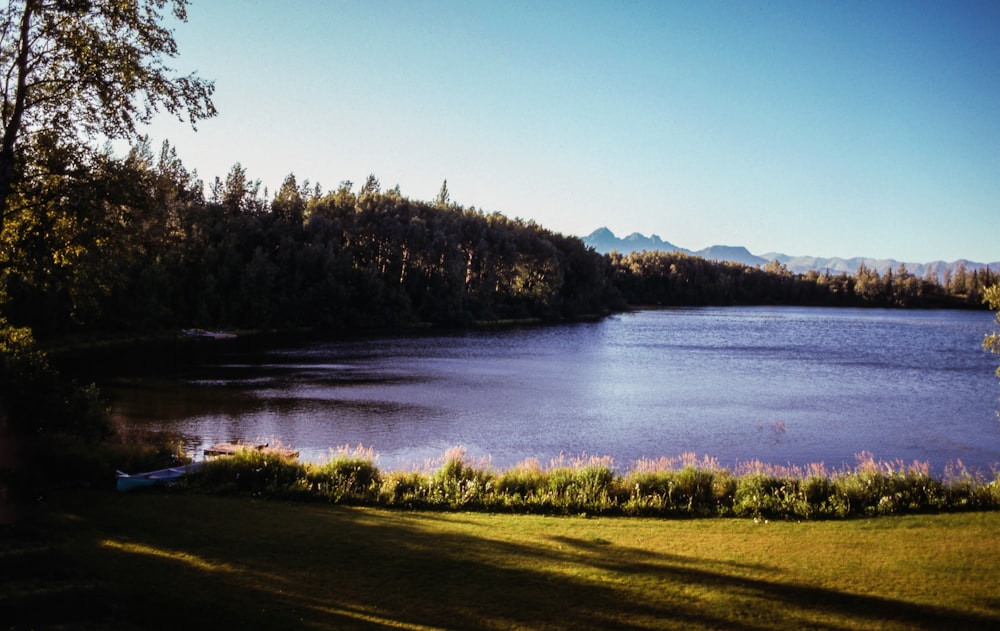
[44,490,1000,630]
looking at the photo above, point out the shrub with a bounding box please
[0,322,111,442]
[944,460,997,511]
[800,473,844,518]
[122,444,1000,519]
[827,454,944,517]
[191,449,305,497]
[494,458,547,501]
[305,445,380,503]
[379,470,428,507]
[624,454,732,516]
[540,455,618,513]
[733,472,788,519]
[427,447,495,508]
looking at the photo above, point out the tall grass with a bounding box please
[303,444,380,503]
[190,447,305,496]
[623,453,734,516]
[179,446,1000,519]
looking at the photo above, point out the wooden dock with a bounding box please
[204,443,299,459]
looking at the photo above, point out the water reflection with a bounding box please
[99,307,1000,473]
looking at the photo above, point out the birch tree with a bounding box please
[0,0,215,227]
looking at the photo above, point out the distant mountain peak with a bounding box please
[584,228,684,255]
[587,227,615,239]
[578,227,1000,281]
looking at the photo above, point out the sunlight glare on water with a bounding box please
[104,307,1000,473]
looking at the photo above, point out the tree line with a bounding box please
[610,251,997,310]
[1,139,994,341]
[0,141,624,337]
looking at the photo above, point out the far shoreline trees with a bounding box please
[2,153,628,337]
[1,145,994,341]
[984,285,1000,386]
[611,250,996,311]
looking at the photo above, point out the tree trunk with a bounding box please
[0,0,35,229]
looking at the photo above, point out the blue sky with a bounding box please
[144,0,1000,263]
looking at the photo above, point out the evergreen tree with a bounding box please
[435,179,450,208]
[984,285,1000,384]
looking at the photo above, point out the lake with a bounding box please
[99,307,1000,474]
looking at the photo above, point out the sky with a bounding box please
[141,0,1000,263]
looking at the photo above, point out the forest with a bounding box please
[0,141,624,338]
[0,138,994,342]
[611,250,997,310]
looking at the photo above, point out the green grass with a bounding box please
[16,488,1000,630]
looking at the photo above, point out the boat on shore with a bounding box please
[205,442,299,459]
[117,443,298,491]
[116,461,205,492]
[182,328,237,339]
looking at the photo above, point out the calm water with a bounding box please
[101,307,1000,473]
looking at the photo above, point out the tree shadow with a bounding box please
[545,533,996,629]
[45,491,1000,630]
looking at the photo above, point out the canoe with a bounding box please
[182,328,237,339]
[204,442,299,459]
[116,461,205,492]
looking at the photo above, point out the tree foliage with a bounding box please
[1,150,625,336]
[984,284,1000,382]
[0,141,994,339]
[0,0,215,227]
[609,250,996,310]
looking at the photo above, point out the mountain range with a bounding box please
[580,227,1000,280]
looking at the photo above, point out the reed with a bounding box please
[189,448,305,496]
[623,453,735,516]
[304,444,380,503]
[179,446,1000,519]
[426,446,495,508]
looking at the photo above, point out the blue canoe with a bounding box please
[116,461,205,492]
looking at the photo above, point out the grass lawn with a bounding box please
[7,489,1000,630]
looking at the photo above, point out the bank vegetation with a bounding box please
[156,445,1000,521]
